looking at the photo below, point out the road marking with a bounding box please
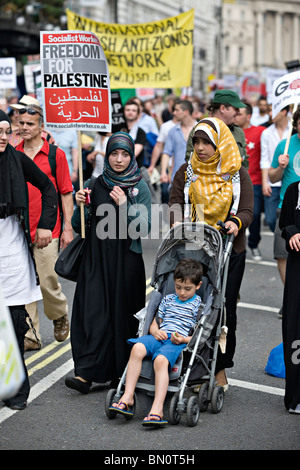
[238,302,278,313]
[228,378,284,396]
[25,337,69,366]
[0,359,74,424]
[261,231,274,236]
[246,259,277,267]
[146,285,153,296]
[27,343,71,377]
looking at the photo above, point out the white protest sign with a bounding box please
[0,58,16,90]
[32,66,43,105]
[24,63,41,94]
[40,30,111,132]
[265,67,287,104]
[272,71,300,118]
[0,283,25,401]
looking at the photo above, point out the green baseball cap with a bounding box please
[212,89,246,108]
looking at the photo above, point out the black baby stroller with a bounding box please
[105,222,234,427]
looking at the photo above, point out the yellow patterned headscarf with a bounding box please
[188,118,241,229]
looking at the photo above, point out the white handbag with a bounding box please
[0,284,25,401]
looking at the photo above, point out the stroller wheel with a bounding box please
[186,396,200,427]
[211,385,224,414]
[198,382,209,412]
[105,389,118,419]
[169,393,181,425]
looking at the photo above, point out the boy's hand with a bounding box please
[153,329,168,341]
[171,332,188,345]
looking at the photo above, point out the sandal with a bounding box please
[215,370,229,392]
[109,401,134,417]
[142,413,168,427]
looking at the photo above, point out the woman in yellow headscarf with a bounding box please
[188,118,241,229]
[169,117,253,390]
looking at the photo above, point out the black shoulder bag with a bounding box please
[54,177,96,282]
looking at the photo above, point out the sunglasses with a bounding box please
[19,107,43,118]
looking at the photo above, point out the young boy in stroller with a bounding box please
[109,258,203,427]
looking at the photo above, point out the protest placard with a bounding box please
[0,58,16,90]
[272,71,300,154]
[272,71,300,119]
[0,283,25,401]
[111,90,125,132]
[40,30,111,133]
[24,63,39,94]
[40,30,111,236]
[66,9,194,89]
[32,66,43,105]
[265,67,287,104]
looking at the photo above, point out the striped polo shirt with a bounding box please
[158,293,202,337]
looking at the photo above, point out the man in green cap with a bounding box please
[185,89,248,168]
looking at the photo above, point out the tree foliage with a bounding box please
[1,0,66,24]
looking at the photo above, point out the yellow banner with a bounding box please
[66,9,194,89]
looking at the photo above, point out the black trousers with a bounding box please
[216,249,246,373]
[3,305,30,406]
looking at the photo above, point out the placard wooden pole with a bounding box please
[77,130,85,238]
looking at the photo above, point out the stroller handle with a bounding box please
[217,220,235,263]
[217,220,235,241]
[217,220,229,233]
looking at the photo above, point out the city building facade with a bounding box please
[222,0,300,76]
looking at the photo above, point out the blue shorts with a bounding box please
[127,334,185,368]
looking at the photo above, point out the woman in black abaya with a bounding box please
[0,110,56,410]
[279,180,300,414]
[65,132,151,393]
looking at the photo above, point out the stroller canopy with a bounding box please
[151,223,224,291]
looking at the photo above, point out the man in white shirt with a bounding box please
[260,105,290,232]
[148,118,177,171]
[147,108,178,204]
[160,100,197,184]
[130,97,159,168]
[251,96,270,126]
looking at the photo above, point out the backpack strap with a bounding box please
[48,144,58,179]
[48,144,63,239]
